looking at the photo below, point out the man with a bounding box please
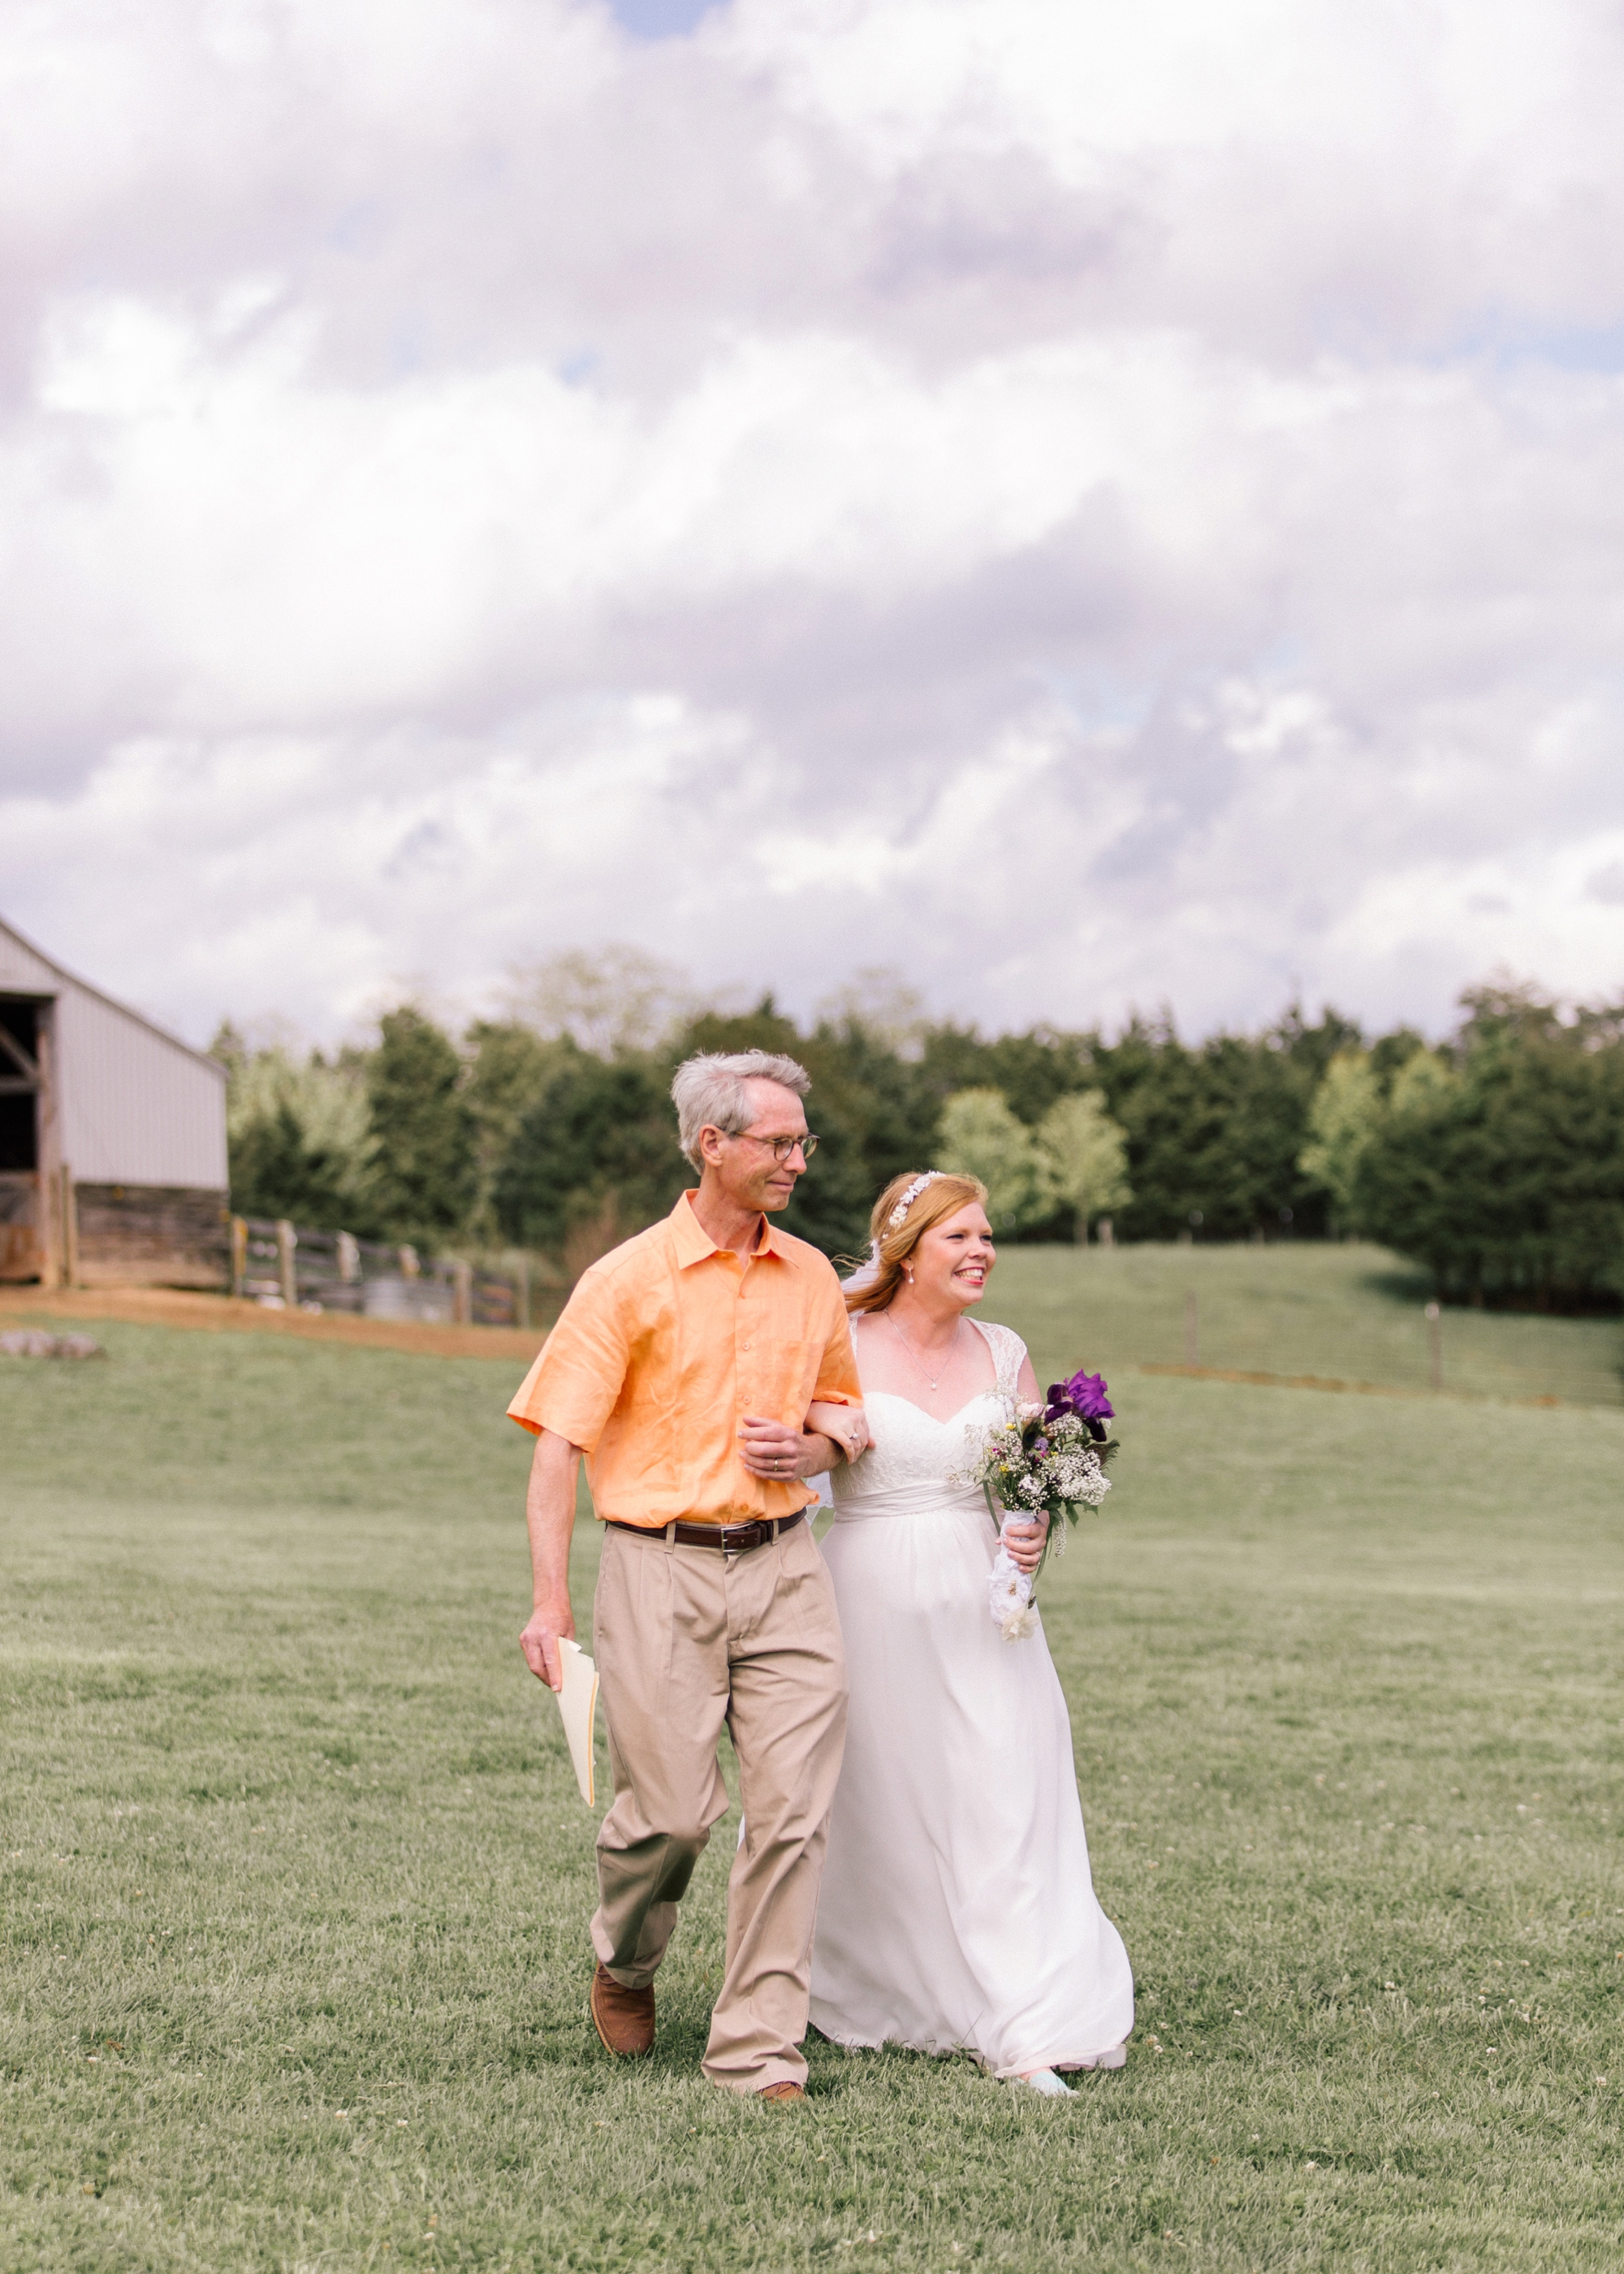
[509,1048,866,2102]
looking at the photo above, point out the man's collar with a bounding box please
[671,1188,788,1267]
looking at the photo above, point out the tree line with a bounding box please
[214,965,1624,1312]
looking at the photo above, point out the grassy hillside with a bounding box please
[994,1239,1624,1409]
[2,1299,1622,2272]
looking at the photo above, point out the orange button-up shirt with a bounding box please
[506,1190,862,1528]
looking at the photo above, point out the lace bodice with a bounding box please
[831,1319,1027,1511]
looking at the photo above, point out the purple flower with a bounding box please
[1069,1370,1113,1420]
[1045,1369,1113,1424]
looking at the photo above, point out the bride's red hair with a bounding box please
[843,1171,989,1316]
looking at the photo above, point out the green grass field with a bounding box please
[995,1241,1624,1410]
[4,1249,1623,2272]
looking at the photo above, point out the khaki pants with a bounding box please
[589,1516,848,2093]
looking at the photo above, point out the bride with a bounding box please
[809,1169,1134,2094]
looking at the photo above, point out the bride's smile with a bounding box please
[909,1207,997,1311]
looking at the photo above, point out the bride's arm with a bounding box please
[806,1401,868,1461]
[801,1286,870,1463]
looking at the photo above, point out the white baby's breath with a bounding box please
[957,1386,1118,1639]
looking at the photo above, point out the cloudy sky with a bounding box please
[2,0,1622,1049]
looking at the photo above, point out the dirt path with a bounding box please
[0,1285,548,1364]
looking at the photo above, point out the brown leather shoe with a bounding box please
[757,2081,806,2103]
[590,1963,654,2057]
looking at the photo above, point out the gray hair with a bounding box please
[671,1050,811,1169]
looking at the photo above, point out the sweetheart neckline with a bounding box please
[863,1386,1005,1429]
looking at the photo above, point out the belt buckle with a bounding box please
[723,1518,766,1553]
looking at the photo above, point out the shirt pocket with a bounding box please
[761,1338,810,1423]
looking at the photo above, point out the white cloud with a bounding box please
[2,0,1623,1048]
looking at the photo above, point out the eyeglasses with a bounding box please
[735,1131,819,1161]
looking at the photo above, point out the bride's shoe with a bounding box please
[1009,2069,1072,2097]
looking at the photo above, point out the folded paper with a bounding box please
[555,1637,600,1807]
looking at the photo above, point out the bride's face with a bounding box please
[907,1202,996,1310]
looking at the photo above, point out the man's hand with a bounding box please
[739,1416,834,1481]
[520,1596,576,1693]
[1003,1515,1051,1575]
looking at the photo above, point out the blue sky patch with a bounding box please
[608,0,723,39]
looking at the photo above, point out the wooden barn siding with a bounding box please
[0,1172,37,1279]
[73,1184,231,1291]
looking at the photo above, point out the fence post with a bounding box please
[451,1259,473,1325]
[516,1253,531,1331]
[336,1230,360,1284]
[276,1219,297,1308]
[399,1244,420,1281]
[230,1215,248,1299]
[1425,1300,1443,1391]
[1096,1215,1114,1250]
[59,1164,79,1288]
[1183,1289,1199,1369]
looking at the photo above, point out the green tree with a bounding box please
[1298,1051,1381,1228]
[1268,1001,1365,1086]
[1036,1090,1133,1239]
[919,1025,1096,1127]
[488,995,939,1271]
[493,1043,685,1268]
[1091,1009,1354,1240]
[1368,1027,1431,1090]
[1354,1024,1624,1309]
[938,1089,1060,1232]
[462,1020,571,1239]
[228,1100,364,1230]
[214,1027,380,1230]
[800,1018,941,1256]
[366,1007,476,1243]
[1388,1049,1456,1118]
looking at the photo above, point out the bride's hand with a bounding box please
[1003,1515,1050,1575]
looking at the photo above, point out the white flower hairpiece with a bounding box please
[887,1171,943,1230]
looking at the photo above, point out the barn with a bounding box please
[0,915,229,1289]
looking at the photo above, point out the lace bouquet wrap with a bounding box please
[961,1369,1117,1641]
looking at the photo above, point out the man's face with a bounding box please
[702,1079,811,1214]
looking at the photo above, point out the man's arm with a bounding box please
[739,1274,866,1478]
[508,1259,633,1688]
[518,1428,581,1692]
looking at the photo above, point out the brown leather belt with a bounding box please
[607,1509,807,1554]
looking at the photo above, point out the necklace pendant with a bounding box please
[887,1308,959,1400]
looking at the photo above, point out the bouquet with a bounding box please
[961,1368,1117,1641]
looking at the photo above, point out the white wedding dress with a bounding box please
[810,1319,1134,2079]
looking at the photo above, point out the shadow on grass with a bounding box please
[1356,1264,1436,1307]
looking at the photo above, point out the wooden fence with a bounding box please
[229,1217,531,1329]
